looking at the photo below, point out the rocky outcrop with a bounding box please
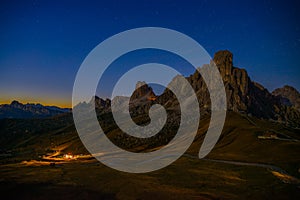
[213,50,234,82]
[91,96,111,111]
[272,85,300,111]
[131,81,156,101]
[213,50,249,112]
[186,50,300,126]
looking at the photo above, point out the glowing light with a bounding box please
[64,153,75,159]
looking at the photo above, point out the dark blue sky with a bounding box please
[0,0,299,107]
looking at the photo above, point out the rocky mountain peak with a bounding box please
[90,96,111,110]
[186,50,300,126]
[11,100,21,105]
[10,100,23,109]
[205,50,249,111]
[213,50,233,79]
[132,81,156,100]
[213,50,233,67]
[135,81,147,89]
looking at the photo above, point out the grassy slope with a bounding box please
[1,157,299,200]
[189,112,300,177]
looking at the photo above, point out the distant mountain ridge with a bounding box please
[0,100,70,119]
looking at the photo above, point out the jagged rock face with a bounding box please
[185,51,251,113]
[186,50,250,113]
[131,81,156,101]
[206,51,279,119]
[213,50,233,82]
[247,82,278,119]
[213,50,251,112]
[272,85,300,111]
[128,81,156,116]
[92,96,111,110]
[186,50,300,126]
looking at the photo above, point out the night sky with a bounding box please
[1,0,300,107]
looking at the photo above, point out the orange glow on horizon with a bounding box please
[0,97,71,108]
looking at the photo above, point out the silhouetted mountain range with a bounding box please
[0,100,70,119]
[2,50,300,127]
[91,50,300,127]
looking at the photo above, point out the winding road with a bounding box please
[183,153,300,184]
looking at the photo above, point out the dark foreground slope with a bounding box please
[1,111,300,199]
